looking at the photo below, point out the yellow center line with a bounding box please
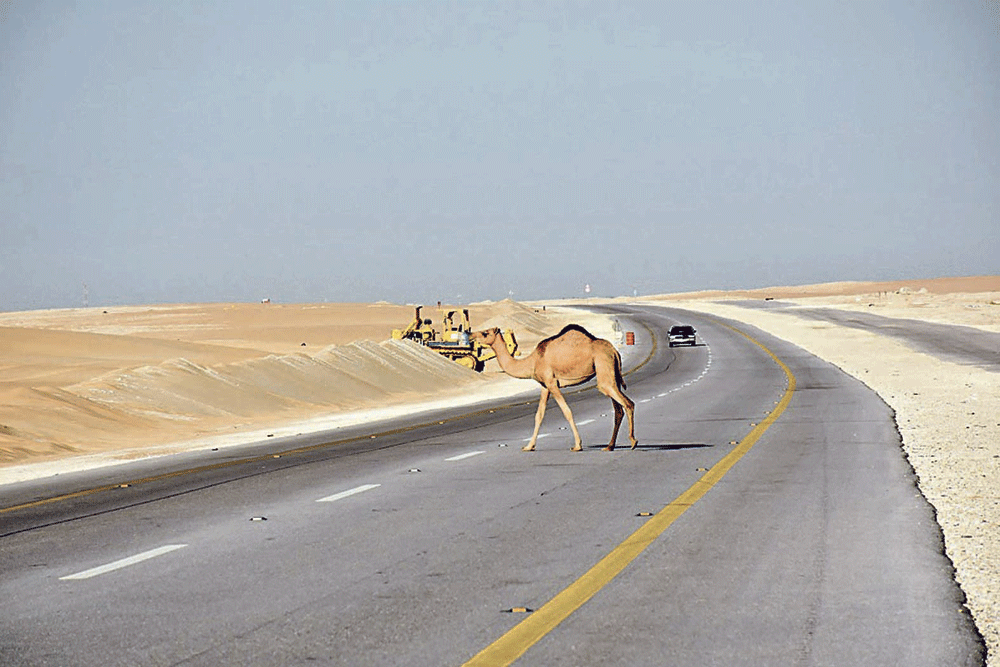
[462,321,796,666]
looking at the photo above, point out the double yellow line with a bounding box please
[463,322,797,666]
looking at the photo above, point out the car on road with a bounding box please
[668,325,697,347]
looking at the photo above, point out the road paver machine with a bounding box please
[391,306,517,372]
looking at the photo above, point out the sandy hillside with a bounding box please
[647,275,999,666]
[654,275,1000,332]
[0,300,612,480]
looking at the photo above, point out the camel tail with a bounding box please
[615,349,627,390]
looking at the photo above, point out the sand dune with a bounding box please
[0,299,594,473]
[652,274,1000,301]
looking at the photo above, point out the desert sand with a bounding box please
[0,300,619,481]
[1,277,997,663]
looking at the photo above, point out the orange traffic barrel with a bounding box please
[625,332,635,345]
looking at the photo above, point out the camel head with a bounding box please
[471,327,502,347]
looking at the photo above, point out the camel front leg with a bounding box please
[523,387,549,451]
[548,385,583,451]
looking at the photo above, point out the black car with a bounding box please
[668,325,697,347]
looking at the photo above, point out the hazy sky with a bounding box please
[2,1,998,311]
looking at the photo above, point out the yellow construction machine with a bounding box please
[391,306,516,372]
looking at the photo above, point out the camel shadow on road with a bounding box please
[586,442,713,451]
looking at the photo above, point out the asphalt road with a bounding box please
[0,306,985,666]
[722,300,1000,372]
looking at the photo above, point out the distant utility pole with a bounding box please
[82,282,89,308]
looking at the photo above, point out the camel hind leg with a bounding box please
[600,389,635,451]
[595,346,637,450]
[608,399,625,449]
[620,391,637,449]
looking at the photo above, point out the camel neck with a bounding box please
[493,335,534,379]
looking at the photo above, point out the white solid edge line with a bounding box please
[445,451,485,462]
[316,483,381,503]
[60,544,188,581]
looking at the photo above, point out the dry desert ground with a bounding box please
[1,276,997,664]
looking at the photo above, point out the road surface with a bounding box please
[721,300,999,371]
[0,306,984,666]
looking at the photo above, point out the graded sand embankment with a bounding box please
[0,300,616,483]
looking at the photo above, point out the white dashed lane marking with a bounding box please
[60,544,188,581]
[59,337,713,585]
[316,483,381,503]
[445,451,485,462]
[646,343,713,399]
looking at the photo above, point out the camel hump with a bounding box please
[549,324,597,341]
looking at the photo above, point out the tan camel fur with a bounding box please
[471,324,637,451]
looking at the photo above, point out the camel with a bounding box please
[471,324,637,451]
